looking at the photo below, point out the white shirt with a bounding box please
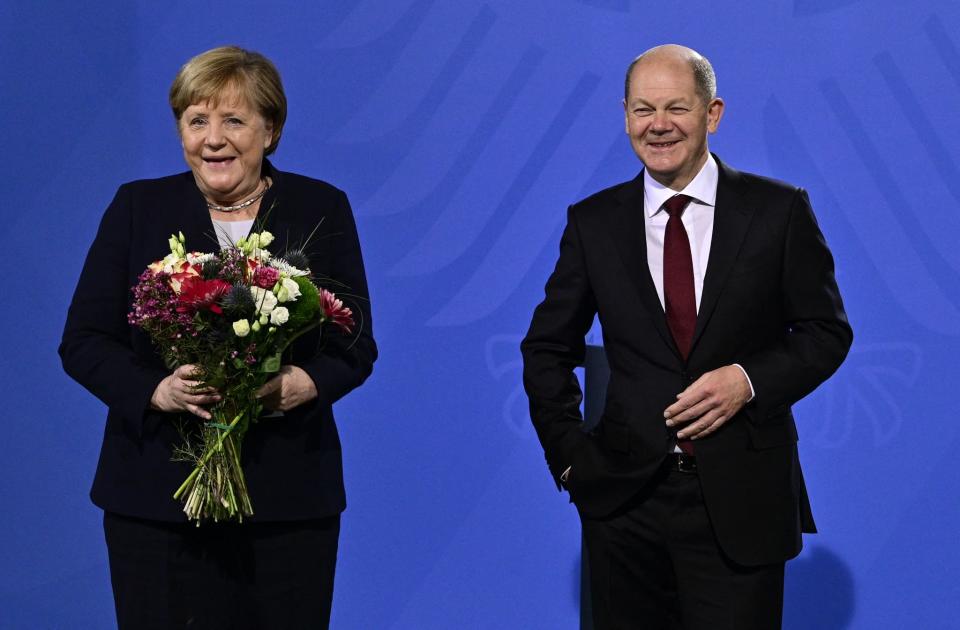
[643,154,754,399]
[212,218,255,250]
[643,154,718,311]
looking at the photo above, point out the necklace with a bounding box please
[206,179,269,213]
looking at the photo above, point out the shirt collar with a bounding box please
[644,153,719,217]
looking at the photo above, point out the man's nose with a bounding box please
[650,110,672,132]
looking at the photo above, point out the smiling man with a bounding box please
[521,45,852,629]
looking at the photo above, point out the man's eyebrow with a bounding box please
[627,97,691,108]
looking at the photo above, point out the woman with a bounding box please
[59,46,376,629]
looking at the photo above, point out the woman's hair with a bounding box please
[169,46,287,155]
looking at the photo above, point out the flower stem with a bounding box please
[173,411,245,500]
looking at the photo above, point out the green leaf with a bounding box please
[261,353,282,373]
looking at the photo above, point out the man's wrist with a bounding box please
[732,363,755,401]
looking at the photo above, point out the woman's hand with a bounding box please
[150,364,221,420]
[256,366,318,412]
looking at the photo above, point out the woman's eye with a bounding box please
[189,118,206,127]
[226,118,243,126]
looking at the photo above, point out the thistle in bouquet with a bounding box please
[129,230,355,523]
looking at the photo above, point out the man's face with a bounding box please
[624,55,723,190]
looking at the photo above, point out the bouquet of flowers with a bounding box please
[128,230,354,523]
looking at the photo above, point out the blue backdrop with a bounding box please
[2,1,957,628]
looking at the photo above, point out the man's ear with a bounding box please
[706,97,725,133]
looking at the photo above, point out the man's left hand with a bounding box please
[664,365,751,440]
[256,365,318,411]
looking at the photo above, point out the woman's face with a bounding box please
[179,87,273,204]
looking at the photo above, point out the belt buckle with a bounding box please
[675,453,697,473]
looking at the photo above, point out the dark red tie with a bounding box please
[662,194,696,454]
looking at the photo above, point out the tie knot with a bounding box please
[662,194,692,217]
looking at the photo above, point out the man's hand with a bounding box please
[664,365,751,440]
[256,365,318,412]
[151,364,220,420]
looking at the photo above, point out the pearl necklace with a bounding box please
[206,179,270,213]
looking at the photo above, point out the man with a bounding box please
[521,45,852,629]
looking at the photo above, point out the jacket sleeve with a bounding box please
[293,189,377,407]
[59,184,168,431]
[738,188,853,420]
[520,206,597,488]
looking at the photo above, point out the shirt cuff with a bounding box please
[733,363,756,402]
[560,466,571,484]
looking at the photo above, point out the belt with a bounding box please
[664,452,698,474]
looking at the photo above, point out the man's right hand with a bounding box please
[150,364,221,420]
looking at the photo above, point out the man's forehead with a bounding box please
[627,68,697,101]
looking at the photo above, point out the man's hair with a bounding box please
[624,47,717,105]
[169,46,287,156]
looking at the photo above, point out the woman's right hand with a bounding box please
[150,364,221,420]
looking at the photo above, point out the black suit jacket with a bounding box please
[521,157,852,566]
[60,161,377,522]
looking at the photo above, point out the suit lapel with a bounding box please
[690,158,754,352]
[255,162,289,250]
[610,174,680,359]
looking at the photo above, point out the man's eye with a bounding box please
[669,107,689,113]
[634,109,653,116]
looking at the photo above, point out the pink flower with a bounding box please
[169,261,200,293]
[319,289,354,334]
[176,276,231,315]
[253,266,280,289]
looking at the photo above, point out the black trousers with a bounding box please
[581,466,784,630]
[103,511,340,630]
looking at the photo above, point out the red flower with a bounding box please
[319,289,354,334]
[176,276,231,314]
[253,266,280,289]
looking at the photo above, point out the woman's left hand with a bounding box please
[256,365,318,411]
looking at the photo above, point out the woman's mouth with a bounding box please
[203,156,236,169]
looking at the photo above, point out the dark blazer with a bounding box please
[521,156,852,566]
[60,161,377,522]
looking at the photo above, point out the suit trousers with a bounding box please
[103,511,340,630]
[580,465,784,630]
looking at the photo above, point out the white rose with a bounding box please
[250,286,278,314]
[276,277,302,303]
[258,231,274,247]
[232,319,251,337]
[270,306,289,325]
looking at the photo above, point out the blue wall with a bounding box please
[2,1,957,628]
